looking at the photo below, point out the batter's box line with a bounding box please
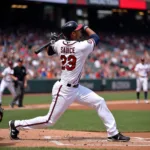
[44,136,73,146]
[131,137,150,141]
[43,136,150,147]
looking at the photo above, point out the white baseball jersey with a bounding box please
[53,39,95,84]
[1,67,14,82]
[134,63,149,77]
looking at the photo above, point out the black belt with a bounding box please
[59,79,79,88]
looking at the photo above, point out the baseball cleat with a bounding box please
[9,120,20,140]
[9,102,14,108]
[108,133,130,142]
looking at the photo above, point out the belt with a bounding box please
[59,79,79,88]
[140,76,147,78]
[3,80,12,82]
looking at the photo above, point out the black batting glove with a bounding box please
[82,24,89,31]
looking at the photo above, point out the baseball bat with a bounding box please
[34,41,51,54]
[34,33,63,54]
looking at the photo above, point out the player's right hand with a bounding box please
[14,77,18,81]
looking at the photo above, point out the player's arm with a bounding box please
[10,74,18,81]
[9,69,18,81]
[0,69,7,78]
[0,73,3,78]
[47,44,56,56]
[134,66,141,77]
[135,71,140,77]
[47,33,58,56]
[83,26,100,46]
[23,67,28,88]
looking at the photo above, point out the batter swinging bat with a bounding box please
[34,33,63,54]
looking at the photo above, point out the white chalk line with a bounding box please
[131,137,150,140]
[43,136,150,147]
[44,136,72,146]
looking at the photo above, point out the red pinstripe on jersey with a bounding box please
[16,85,63,128]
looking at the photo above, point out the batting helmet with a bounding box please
[141,57,145,61]
[8,60,13,66]
[61,21,83,39]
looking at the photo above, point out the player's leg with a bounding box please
[15,82,23,107]
[7,82,17,98]
[9,81,77,139]
[10,84,21,107]
[18,86,25,107]
[75,85,130,141]
[7,82,18,108]
[0,80,7,106]
[143,78,149,103]
[136,78,142,104]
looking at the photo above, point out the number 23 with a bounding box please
[60,55,77,71]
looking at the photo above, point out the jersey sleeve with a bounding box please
[10,69,14,75]
[52,40,60,54]
[1,69,7,76]
[134,65,139,72]
[79,39,95,54]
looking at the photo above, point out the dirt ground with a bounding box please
[0,100,150,150]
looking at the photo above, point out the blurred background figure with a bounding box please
[10,59,28,108]
[0,0,150,98]
[0,61,17,107]
[134,57,149,104]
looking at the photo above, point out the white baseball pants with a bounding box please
[15,81,118,137]
[0,79,16,104]
[136,77,148,92]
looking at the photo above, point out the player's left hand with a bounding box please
[24,82,27,88]
[0,107,4,122]
[50,32,59,44]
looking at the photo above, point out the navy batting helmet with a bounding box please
[61,21,83,39]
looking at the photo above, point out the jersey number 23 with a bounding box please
[60,55,77,71]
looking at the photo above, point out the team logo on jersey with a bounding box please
[87,39,93,44]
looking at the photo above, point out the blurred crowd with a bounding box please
[0,27,150,79]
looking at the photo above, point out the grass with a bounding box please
[1,109,150,132]
[2,91,149,106]
[1,91,149,150]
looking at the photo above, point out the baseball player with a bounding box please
[134,57,149,104]
[9,21,130,142]
[0,61,18,107]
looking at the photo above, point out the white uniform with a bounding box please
[0,67,16,104]
[14,39,118,137]
[134,63,149,92]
